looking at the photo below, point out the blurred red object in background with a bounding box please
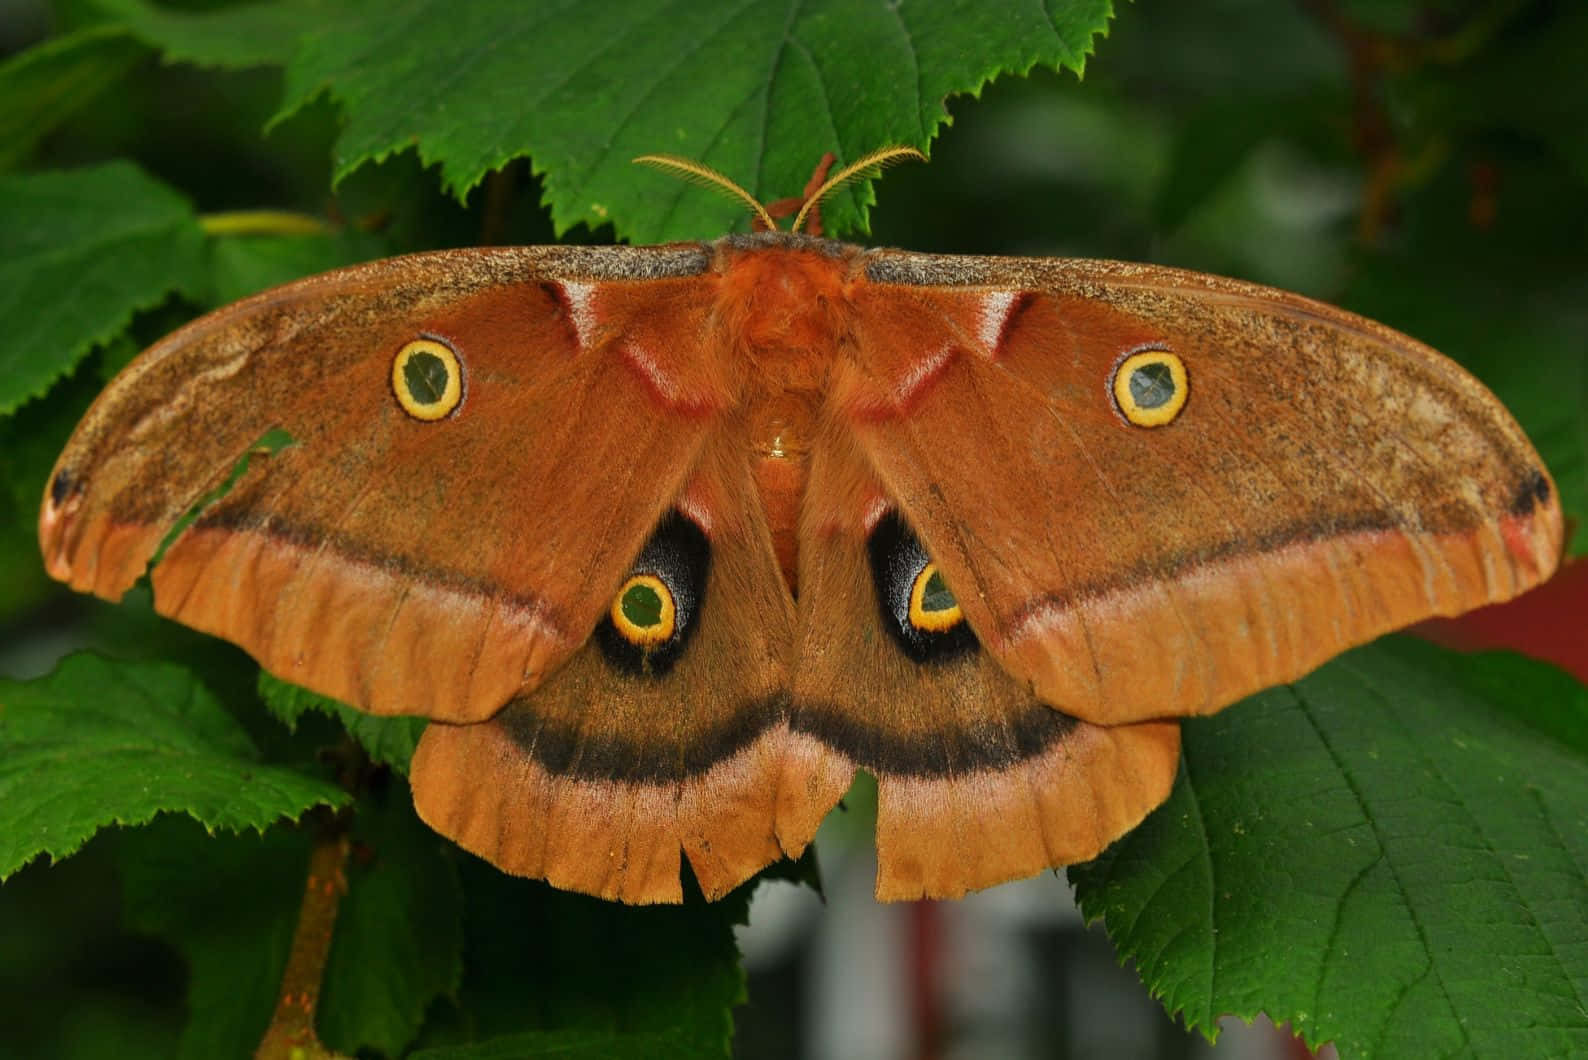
[1415,555,1587,684]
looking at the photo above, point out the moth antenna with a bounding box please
[633,154,778,232]
[790,145,926,234]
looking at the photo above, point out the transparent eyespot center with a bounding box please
[909,562,963,633]
[392,338,463,420]
[1113,350,1187,427]
[610,574,676,646]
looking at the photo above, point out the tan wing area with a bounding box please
[40,247,725,722]
[843,255,1563,726]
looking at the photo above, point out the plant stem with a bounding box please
[255,821,353,1060]
[201,210,332,237]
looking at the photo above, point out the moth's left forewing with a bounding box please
[846,250,1563,726]
[39,245,732,724]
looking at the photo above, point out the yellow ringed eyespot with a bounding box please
[1113,349,1187,427]
[908,562,963,633]
[392,338,463,420]
[610,573,676,647]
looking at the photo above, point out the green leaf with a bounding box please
[118,816,309,1060]
[0,162,206,415]
[0,654,347,879]
[0,25,152,172]
[258,671,425,773]
[202,228,391,305]
[0,838,185,1059]
[319,779,464,1057]
[1070,637,1588,1055]
[93,0,313,70]
[417,858,746,1056]
[101,0,1115,242]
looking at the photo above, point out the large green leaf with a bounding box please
[118,788,462,1059]
[0,654,347,879]
[92,0,314,69]
[0,163,206,416]
[98,0,1114,242]
[0,25,151,172]
[1070,638,1588,1056]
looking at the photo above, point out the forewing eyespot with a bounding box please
[392,338,464,420]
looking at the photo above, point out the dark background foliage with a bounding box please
[1,1,1584,1057]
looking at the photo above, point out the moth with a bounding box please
[39,150,1563,903]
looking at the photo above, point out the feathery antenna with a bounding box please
[632,154,777,232]
[790,146,925,234]
[634,146,926,233]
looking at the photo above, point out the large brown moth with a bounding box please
[38,150,1563,903]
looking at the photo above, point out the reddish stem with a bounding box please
[254,823,353,1060]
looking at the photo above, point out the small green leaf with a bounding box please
[259,671,426,773]
[0,25,151,172]
[202,228,391,305]
[0,162,206,415]
[320,780,464,1058]
[0,654,348,879]
[1070,637,1588,1055]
